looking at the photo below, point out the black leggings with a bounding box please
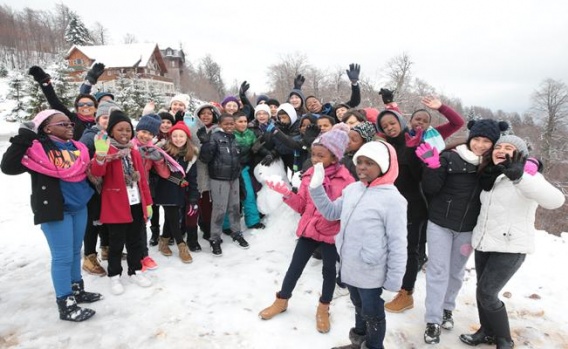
[161,206,184,245]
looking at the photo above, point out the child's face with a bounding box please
[111,121,132,145]
[288,95,302,109]
[492,142,517,165]
[136,130,154,145]
[198,108,214,126]
[311,144,336,167]
[235,116,248,132]
[347,130,364,153]
[306,97,322,113]
[170,101,186,114]
[379,114,402,138]
[171,129,188,148]
[410,111,430,131]
[269,104,278,117]
[278,113,290,125]
[345,115,361,129]
[224,101,239,115]
[469,136,493,157]
[160,119,172,133]
[219,117,235,134]
[256,111,270,124]
[300,119,312,134]
[317,118,333,133]
[336,107,348,121]
[98,115,109,130]
[356,155,382,184]
[44,113,74,140]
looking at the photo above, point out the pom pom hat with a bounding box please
[312,123,350,160]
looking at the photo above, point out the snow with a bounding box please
[66,44,160,69]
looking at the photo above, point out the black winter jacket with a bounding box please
[154,157,198,206]
[199,130,241,181]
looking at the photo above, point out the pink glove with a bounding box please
[266,180,291,196]
[405,128,424,147]
[524,157,540,176]
[415,142,440,169]
[187,204,198,217]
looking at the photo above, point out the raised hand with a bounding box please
[28,66,51,84]
[240,81,250,95]
[175,110,185,123]
[415,143,440,169]
[266,180,291,196]
[421,96,442,110]
[94,131,110,157]
[309,162,325,188]
[196,126,210,143]
[499,152,526,181]
[379,88,394,104]
[86,63,105,85]
[293,74,305,90]
[346,63,360,84]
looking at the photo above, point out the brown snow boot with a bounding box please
[385,289,414,313]
[316,302,331,333]
[82,253,106,276]
[177,242,193,264]
[158,237,173,256]
[258,294,288,320]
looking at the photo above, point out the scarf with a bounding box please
[411,126,445,152]
[454,144,482,166]
[21,139,90,182]
[321,163,341,194]
[108,139,140,187]
[76,113,95,123]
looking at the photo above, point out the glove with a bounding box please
[405,128,424,148]
[86,63,105,85]
[265,122,275,133]
[187,204,198,217]
[293,74,305,90]
[346,63,360,83]
[28,66,51,84]
[524,157,541,175]
[415,143,440,169]
[239,81,250,95]
[147,205,153,220]
[302,124,320,145]
[379,88,394,104]
[196,126,210,143]
[174,110,185,123]
[498,152,526,182]
[266,180,292,196]
[309,162,325,188]
[139,146,163,161]
[94,131,110,157]
[19,121,37,133]
[261,153,275,166]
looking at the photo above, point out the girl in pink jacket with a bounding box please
[258,123,354,334]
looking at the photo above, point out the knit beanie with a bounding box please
[467,119,509,146]
[136,114,161,136]
[170,94,190,108]
[32,109,62,131]
[168,121,191,138]
[256,94,269,105]
[266,98,280,107]
[376,109,407,134]
[254,104,271,118]
[107,110,134,139]
[495,135,529,156]
[94,91,114,102]
[353,140,391,174]
[96,100,121,121]
[221,96,239,108]
[312,123,350,160]
[352,121,376,143]
[74,94,98,110]
[158,111,175,125]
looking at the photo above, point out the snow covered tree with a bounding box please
[113,70,134,116]
[129,74,147,118]
[23,75,48,120]
[0,64,7,77]
[51,59,75,107]
[64,12,93,46]
[7,72,25,118]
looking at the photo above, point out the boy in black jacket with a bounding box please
[198,114,249,256]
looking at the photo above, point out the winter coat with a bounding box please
[199,129,241,181]
[422,148,482,232]
[472,173,565,254]
[196,124,217,193]
[283,164,354,244]
[90,146,152,224]
[79,124,103,158]
[309,143,407,290]
[234,128,257,166]
[153,156,198,206]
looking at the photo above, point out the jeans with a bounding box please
[41,207,88,298]
[347,286,386,349]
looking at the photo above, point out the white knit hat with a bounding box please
[353,141,391,174]
[170,94,190,108]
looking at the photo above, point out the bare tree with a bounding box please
[91,22,109,45]
[384,52,414,105]
[266,52,310,102]
[123,33,137,44]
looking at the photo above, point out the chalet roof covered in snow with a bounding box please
[65,43,167,71]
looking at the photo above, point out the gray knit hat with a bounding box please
[495,135,529,156]
[96,100,121,121]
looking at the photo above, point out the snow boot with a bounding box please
[486,304,514,349]
[82,253,106,276]
[177,242,193,264]
[158,237,173,256]
[332,327,366,348]
[459,327,495,346]
[56,295,95,322]
[72,280,103,303]
[495,337,515,349]
[424,323,441,344]
[385,289,414,313]
[441,309,454,330]
[186,226,201,252]
[316,302,331,333]
[259,294,288,320]
[149,226,160,246]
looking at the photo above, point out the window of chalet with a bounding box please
[74,58,83,65]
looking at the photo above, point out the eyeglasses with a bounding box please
[49,122,75,128]
[77,102,95,107]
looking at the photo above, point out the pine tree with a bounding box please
[147,85,164,112]
[0,64,8,78]
[129,73,147,118]
[114,70,135,116]
[51,59,75,107]
[7,72,25,120]
[64,12,94,46]
[23,75,48,120]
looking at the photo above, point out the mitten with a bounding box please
[28,66,51,84]
[379,88,394,104]
[147,205,153,220]
[86,63,105,85]
[405,128,424,148]
[265,122,275,133]
[196,126,210,143]
[94,131,110,157]
[415,143,440,169]
[239,81,250,96]
[16,122,39,143]
[139,146,163,161]
[266,180,291,196]
[346,63,360,83]
[187,204,198,217]
[261,153,275,166]
[174,110,185,123]
[524,157,541,175]
[293,74,305,90]
[309,162,325,188]
[302,124,320,145]
[500,152,526,182]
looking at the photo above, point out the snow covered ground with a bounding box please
[0,127,567,349]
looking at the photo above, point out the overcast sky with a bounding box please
[5,0,568,113]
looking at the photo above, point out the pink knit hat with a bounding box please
[312,123,350,160]
[32,109,62,132]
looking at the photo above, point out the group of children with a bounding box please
[1,63,564,349]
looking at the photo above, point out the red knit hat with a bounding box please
[168,121,191,138]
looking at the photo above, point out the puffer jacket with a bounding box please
[472,173,565,254]
[199,129,240,181]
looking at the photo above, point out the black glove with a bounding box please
[498,152,526,182]
[302,124,320,145]
[261,153,276,166]
[86,63,105,85]
[346,63,360,83]
[28,66,51,84]
[293,74,305,90]
[174,110,185,123]
[196,126,210,143]
[379,88,394,104]
[16,122,39,143]
[239,81,250,96]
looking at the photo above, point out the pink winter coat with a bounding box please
[284,164,354,244]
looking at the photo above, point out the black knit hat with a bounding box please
[136,113,161,136]
[266,98,280,107]
[467,119,509,146]
[107,110,134,139]
[158,111,175,125]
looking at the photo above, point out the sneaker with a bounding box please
[210,240,222,256]
[385,289,414,313]
[233,234,250,249]
[248,222,266,229]
[130,272,152,288]
[424,323,441,344]
[441,309,454,330]
[109,275,124,295]
[188,241,202,252]
[141,256,158,271]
